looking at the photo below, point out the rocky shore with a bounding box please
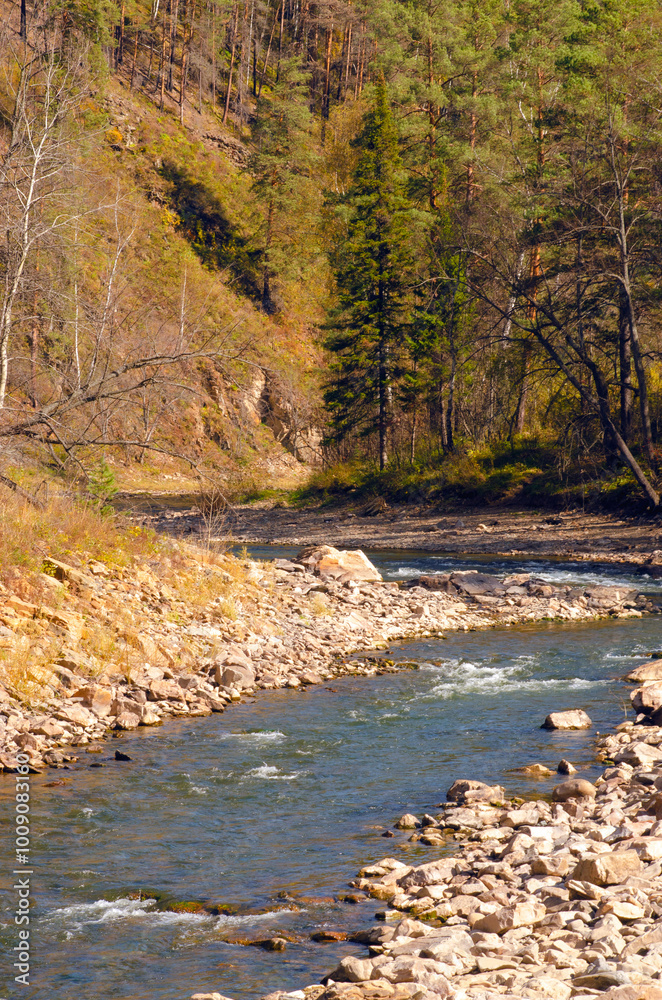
[0,543,655,774]
[190,662,662,1000]
[173,503,662,575]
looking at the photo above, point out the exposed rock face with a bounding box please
[542,709,592,730]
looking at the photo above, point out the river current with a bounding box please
[1,550,661,999]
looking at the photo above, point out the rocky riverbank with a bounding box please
[152,502,662,575]
[189,662,662,1000]
[0,543,655,774]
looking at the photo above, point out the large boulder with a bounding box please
[631,682,662,715]
[542,709,592,730]
[626,660,662,683]
[297,545,382,585]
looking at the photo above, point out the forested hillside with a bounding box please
[2,0,662,508]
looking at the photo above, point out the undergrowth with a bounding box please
[290,437,658,513]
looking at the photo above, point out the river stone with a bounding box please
[32,718,65,737]
[574,965,631,990]
[542,709,592,730]
[614,741,662,767]
[473,900,546,934]
[114,711,142,730]
[571,849,643,885]
[140,709,162,726]
[395,813,420,829]
[449,572,505,596]
[557,758,577,774]
[446,778,504,804]
[216,662,256,689]
[552,778,596,801]
[56,703,96,727]
[631,682,662,714]
[398,858,456,889]
[520,763,555,776]
[191,994,235,1000]
[331,955,378,982]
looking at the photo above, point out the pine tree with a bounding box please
[324,80,412,470]
[250,60,317,313]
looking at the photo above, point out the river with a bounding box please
[1,551,661,999]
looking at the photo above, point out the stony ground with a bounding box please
[132,498,662,571]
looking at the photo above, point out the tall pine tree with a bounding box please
[324,80,412,470]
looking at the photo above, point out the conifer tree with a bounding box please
[324,80,412,470]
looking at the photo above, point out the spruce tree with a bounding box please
[324,80,412,470]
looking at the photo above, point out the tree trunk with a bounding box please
[619,285,633,442]
[222,3,239,123]
[258,2,280,98]
[115,1,126,67]
[158,2,168,106]
[130,26,139,89]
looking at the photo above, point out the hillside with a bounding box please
[1,0,662,510]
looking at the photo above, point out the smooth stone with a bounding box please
[552,779,596,801]
[542,710,592,730]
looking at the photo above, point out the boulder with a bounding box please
[446,778,504,804]
[215,662,255,689]
[542,709,592,730]
[213,648,255,689]
[398,858,457,889]
[148,679,185,701]
[552,778,596,801]
[77,685,113,718]
[394,813,420,829]
[473,900,546,934]
[571,849,642,885]
[297,545,382,585]
[631,682,662,714]
[114,711,142,730]
[331,955,378,983]
[450,572,505,596]
[614,741,662,767]
[55,704,95,727]
[626,660,662,683]
[32,718,65,737]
